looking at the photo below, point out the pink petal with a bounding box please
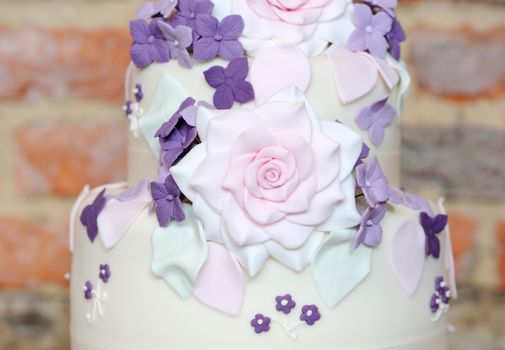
[246,0,280,21]
[222,153,256,206]
[193,242,244,316]
[264,217,314,249]
[366,54,400,89]
[274,131,314,181]
[250,45,311,104]
[268,174,316,215]
[228,128,277,161]
[390,220,426,296]
[271,6,322,25]
[327,48,378,104]
[243,191,286,225]
[311,130,341,191]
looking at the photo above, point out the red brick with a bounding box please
[0,26,130,102]
[498,221,505,289]
[410,27,505,101]
[448,213,477,282]
[16,122,127,196]
[0,217,70,287]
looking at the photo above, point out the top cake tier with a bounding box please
[124,0,410,187]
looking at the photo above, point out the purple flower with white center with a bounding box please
[300,305,321,326]
[134,84,144,103]
[356,157,390,207]
[354,143,370,168]
[204,57,255,109]
[347,4,393,59]
[84,281,93,300]
[435,276,451,304]
[430,293,440,313]
[123,101,133,117]
[194,15,244,61]
[158,21,193,68]
[171,0,214,43]
[275,294,296,315]
[356,97,396,147]
[250,314,271,334]
[353,203,387,248]
[155,97,198,169]
[136,0,177,19]
[99,264,111,283]
[80,189,107,243]
[420,212,448,259]
[364,0,397,16]
[387,17,406,61]
[150,175,185,227]
[130,18,170,68]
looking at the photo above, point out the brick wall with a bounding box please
[0,0,504,349]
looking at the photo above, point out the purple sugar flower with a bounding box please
[171,0,214,42]
[134,84,144,102]
[354,143,370,168]
[130,18,170,68]
[155,97,198,169]
[136,0,177,19]
[194,15,244,61]
[430,293,440,313]
[250,314,271,334]
[204,57,255,109]
[123,101,133,117]
[364,0,397,16]
[275,294,296,315]
[353,203,387,248]
[387,17,406,61]
[435,276,451,304]
[84,281,93,300]
[150,175,185,227]
[99,264,111,283]
[356,97,396,147]
[388,186,433,215]
[420,212,448,259]
[300,305,321,326]
[356,157,390,207]
[347,4,393,58]
[158,21,193,68]
[80,189,107,243]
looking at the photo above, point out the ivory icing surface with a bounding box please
[70,187,448,349]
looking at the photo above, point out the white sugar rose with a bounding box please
[172,88,362,276]
[232,0,355,56]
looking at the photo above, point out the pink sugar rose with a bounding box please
[172,88,362,276]
[233,0,356,56]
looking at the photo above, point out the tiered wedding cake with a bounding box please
[69,0,456,348]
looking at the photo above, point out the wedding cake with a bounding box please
[69,0,456,348]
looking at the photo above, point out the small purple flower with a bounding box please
[133,84,144,103]
[388,186,433,215]
[158,21,193,68]
[354,143,370,168]
[194,15,244,61]
[84,281,93,300]
[123,101,133,117]
[155,97,198,169]
[420,212,448,259]
[204,57,255,109]
[353,203,387,248]
[130,18,170,68]
[80,189,107,243]
[430,293,440,313]
[356,97,396,147]
[150,175,185,227]
[387,17,406,61]
[364,0,397,16]
[356,157,390,207]
[300,305,321,326]
[275,294,296,314]
[347,4,393,59]
[250,314,271,334]
[99,264,111,283]
[435,276,451,304]
[171,0,214,43]
[136,0,177,19]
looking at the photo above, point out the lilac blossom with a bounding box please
[171,0,214,42]
[194,15,244,61]
[356,157,390,207]
[158,21,193,68]
[275,294,296,315]
[353,203,387,248]
[129,18,170,68]
[356,97,396,147]
[150,175,185,227]
[250,314,271,334]
[300,305,321,326]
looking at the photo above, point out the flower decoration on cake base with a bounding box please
[171,87,362,277]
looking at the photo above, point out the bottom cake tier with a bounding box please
[69,184,451,350]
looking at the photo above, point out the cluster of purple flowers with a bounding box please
[430,276,451,314]
[347,0,406,60]
[123,84,144,118]
[129,0,245,69]
[83,264,112,300]
[250,294,321,334]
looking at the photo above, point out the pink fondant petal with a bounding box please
[275,131,314,181]
[272,6,322,25]
[250,45,311,104]
[243,191,285,225]
[193,242,244,316]
[264,214,314,249]
[311,130,341,191]
[389,220,426,297]
[366,53,400,89]
[229,128,277,161]
[327,48,379,104]
[246,0,279,21]
[222,153,256,206]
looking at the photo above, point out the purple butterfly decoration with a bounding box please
[80,189,107,243]
[420,212,448,259]
[356,97,396,147]
[150,175,185,227]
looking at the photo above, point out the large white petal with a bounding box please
[193,195,222,243]
[171,143,206,201]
